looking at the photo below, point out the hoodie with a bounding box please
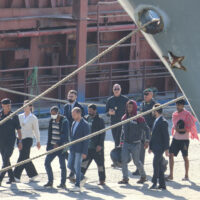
[121,100,150,144]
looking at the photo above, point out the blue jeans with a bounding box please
[122,142,146,180]
[68,151,83,187]
[45,151,66,184]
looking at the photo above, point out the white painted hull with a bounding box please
[118,0,200,121]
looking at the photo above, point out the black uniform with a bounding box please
[106,95,129,147]
[139,99,156,163]
[140,99,156,130]
[81,114,106,182]
[0,111,21,183]
[149,116,169,187]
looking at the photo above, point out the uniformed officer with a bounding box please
[132,88,156,175]
[0,98,22,186]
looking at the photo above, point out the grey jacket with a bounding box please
[121,120,150,144]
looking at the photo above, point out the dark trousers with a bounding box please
[81,148,106,182]
[152,153,165,187]
[45,150,66,184]
[0,146,15,182]
[111,125,122,147]
[14,138,38,179]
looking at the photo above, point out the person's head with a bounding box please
[113,84,121,97]
[152,103,163,118]
[67,90,77,103]
[1,98,11,114]
[88,104,97,117]
[143,88,153,103]
[176,99,185,112]
[126,100,137,117]
[50,106,60,120]
[23,100,33,113]
[72,107,82,121]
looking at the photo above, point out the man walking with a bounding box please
[44,106,69,189]
[64,90,85,180]
[64,90,85,128]
[133,88,156,175]
[68,107,89,192]
[106,84,129,149]
[81,104,106,185]
[167,99,198,181]
[0,98,22,186]
[118,100,150,185]
[149,104,170,190]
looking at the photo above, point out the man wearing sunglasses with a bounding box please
[106,84,129,153]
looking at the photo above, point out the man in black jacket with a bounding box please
[44,106,69,189]
[149,104,169,190]
[64,90,85,128]
[106,84,129,149]
[81,104,106,185]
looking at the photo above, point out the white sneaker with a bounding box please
[15,178,20,183]
[80,177,88,188]
[69,186,81,192]
[29,175,38,182]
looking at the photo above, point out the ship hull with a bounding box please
[118,0,200,122]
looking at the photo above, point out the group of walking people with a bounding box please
[0,84,198,192]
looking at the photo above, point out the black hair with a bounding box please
[176,99,185,105]
[88,104,97,110]
[153,103,163,114]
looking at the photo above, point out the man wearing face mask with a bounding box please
[44,106,69,189]
[64,90,85,128]
[81,104,106,185]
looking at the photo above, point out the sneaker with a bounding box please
[118,179,129,184]
[29,175,38,182]
[14,177,20,183]
[69,186,81,192]
[6,180,16,184]
[57,183,66,189]
[132,170,140,176]
[137,176,147,184]
[158,185,167,190]
[44,182,53,188]
[80,177,87,188]
[149,184,157,190]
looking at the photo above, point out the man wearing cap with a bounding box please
[0,98,22,186]
[132,88,156,175]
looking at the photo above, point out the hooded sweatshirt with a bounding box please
[121,100,150,144]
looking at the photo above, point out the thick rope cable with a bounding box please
[0,87,105,107]
[0,95,185,174]
[0,19,159,126]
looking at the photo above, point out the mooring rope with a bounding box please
[0,87,105,107]
[0,95,184,174]
[0,19,159,126]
